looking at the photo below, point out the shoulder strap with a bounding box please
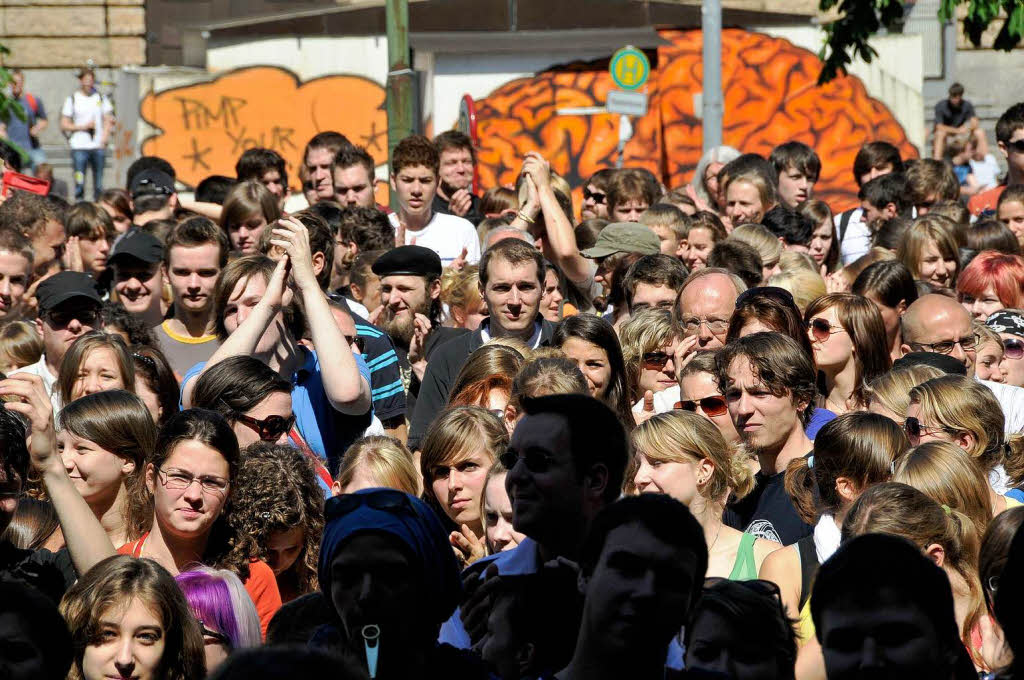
[23,93,38,116]
[796,534,820,610]
[838,208,854,243]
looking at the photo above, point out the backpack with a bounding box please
[22,93,40,148]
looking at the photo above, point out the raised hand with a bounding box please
[450,247,469,272]
[270,217,318,293]
[62,236,84,273]
[408,313,432,381]
[450,524,487,567]
[0,373,58,474]
[449,189,473,217]
[634,390,657,425]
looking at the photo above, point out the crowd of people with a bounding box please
[5,84,1024,680]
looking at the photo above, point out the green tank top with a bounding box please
[728,532,758,581]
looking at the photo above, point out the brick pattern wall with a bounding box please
[0,1,146,68]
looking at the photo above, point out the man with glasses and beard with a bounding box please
[14,272,102,413]
[372,245,467,420]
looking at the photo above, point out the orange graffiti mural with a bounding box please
[140,66,387,191]
[474,29,918,212]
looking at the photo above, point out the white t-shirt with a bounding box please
[61,89,113,150]
[970,154,1001,191]
[979,378,1024,434]
[835,208,871,265]
[11,355,62,415]
[389,211,481,266]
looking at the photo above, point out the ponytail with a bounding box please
[729,444,755,499]
[944,506,986,668]
[784,456,817,526]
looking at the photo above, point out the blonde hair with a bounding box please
[617,308,679,401]
[630,409,754,502]
[0,320,42,371]
[335,435,420,496]
[779,251,818,273]
[893,441,993,546]
[441,264,481,323]
[974,321,1002,350]
[507,356,588,413]
[767,267,826,314]
[730,223,782,268]
[864,365,944,420]
[910,374,1005,474]
[420,407,507,526]
[898,214,962,284]
[725,172,777,213]
[640,203,688,239]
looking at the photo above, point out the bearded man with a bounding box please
[372,245,467,418]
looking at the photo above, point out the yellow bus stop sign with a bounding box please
[610,46,650,91]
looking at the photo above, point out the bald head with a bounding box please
[678,270,744,350]
[901,294,976,374]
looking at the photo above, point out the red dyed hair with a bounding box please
[957,250,1024,308]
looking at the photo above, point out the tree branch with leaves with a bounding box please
[818,0,1024,84]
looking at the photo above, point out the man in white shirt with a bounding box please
[387,135,480,267]
[835,141,903,265]
[60,67,114,200]
[15,271,102,413]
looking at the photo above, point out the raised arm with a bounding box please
[522,152,592,284]
[181,257,289,407]
[0,373,115,575]
[271,217,371,415]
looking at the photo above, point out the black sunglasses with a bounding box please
[675,395,728,417]
[583,188,606,204]
[1008,139,1024,154]
[1004,338,1024,360]
[642,351,672,370]
[326,488,417,522]
[45,307,100,328]
[500,447,557,473]
[344,334,366,353]
[903,416,958,440]
[233,413,295,441]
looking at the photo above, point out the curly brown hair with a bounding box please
[228,442,325,596]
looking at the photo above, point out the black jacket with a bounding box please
[407,319,558,449]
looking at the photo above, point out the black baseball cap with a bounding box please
[108,228,163,266]
[129,168,175,199]
[372,245,442,278]
[36,272,103,312]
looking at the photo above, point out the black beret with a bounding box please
[371,245,442,277]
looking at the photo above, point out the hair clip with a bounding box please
[941,504,952,516]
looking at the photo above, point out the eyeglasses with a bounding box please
[44,308,100,328]
[675,395,728,417]
[233,413,296,442]
[344,334,366,353]
[1008,139,1024,154]
[583,188,606,204]
[500,447,557,473]
[682,317,729,336]
[325,488,417,523]
[903,416,959,440]
[1004,338,1024,360]
[155,467,229,496]
[910,334,979,355]
[807,317,848,343]
[642,351,673,370]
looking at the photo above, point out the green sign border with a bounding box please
[609,47,650,91]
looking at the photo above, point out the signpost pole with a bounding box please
[386,0,414,212]
[702,0,723,152]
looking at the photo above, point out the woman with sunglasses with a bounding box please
[957,251,1024,322]
[852,260,918,362]
[804,293,891,415]
[120,409,282,638]
[57,390,156,549]
[175,566,262,674]
[760,413,906,641]
[190,355,332,494]
[677,350,740,445]
[906,374,1024,514]
[228,442,324,604]
[987,310,1024,388]
[57,331,135,409]
[684,578,797,680]
[420,406,507,567]
[631,410,781,579]
[554,314,636,432]
[619,308,680,417]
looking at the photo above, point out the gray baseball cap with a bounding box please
[580,222,661,259]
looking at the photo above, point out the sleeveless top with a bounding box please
[728,532,759,581]
[795,534,821,643]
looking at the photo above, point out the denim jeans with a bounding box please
[71,148,104,200]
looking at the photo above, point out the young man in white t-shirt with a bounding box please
[387,135,480,267]
[59,67,114,200]
[834,141,903,265]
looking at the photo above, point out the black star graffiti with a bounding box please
[183,137,212,171]
[361,119,387,155]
